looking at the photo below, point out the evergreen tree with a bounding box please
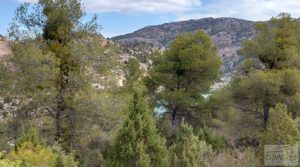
[0,2,131,167]
[240,13,300,69]
[147,30,221,125]
[42,0,80,146]
[233,14,300,129]
[169,121,212,167]
[261,103,300,145]
[232,70,281,128]
[5,0,119,153]
[125,58,142,84]
[124,58,144,91]
[104,92,169,167]
[259,103,300,165]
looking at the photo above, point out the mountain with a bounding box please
[112,18,256,76]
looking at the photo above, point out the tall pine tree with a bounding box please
[147,30,221,125]
[259,103,300,165]
[233,13,300,129]
[5,0,116,152]
[261,103,300,145]
[104,92,169,167]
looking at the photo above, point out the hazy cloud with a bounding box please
[17,0,300,20]
[178,0,300,21]
[17,0,202,13]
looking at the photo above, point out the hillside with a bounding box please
[0,36,13,121]
[113,17,256,75]
[0,34,132,122]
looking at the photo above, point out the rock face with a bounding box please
[0,35,12,60]
[112,18,256,75]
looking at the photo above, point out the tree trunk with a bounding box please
[55,58,70,145]
[56,75,66,142]
[172,106,178,126]
[55,108,63,142]
[292,111,297,120]
[263,101,269,129]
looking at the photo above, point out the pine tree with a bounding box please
[124,58,144,91]
[232,70,281,128]
[261,103,300,145]
[4,0,125,162]
[233,13,300,129]
[104,92,169,167]
[259,103,300,165]
[5,0,108,151]
[240,13,300,70]
[147,30,221,125]
[169,121,212,167]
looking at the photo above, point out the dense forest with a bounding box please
[1,0,300,167]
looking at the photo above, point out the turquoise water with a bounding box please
[154,105,167,116]
[154,93,212,116]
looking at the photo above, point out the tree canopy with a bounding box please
[147,30,221,125]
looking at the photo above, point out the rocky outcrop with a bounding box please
[0,35,5,40]
[0,35,12,60]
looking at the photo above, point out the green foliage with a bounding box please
[6,0,106,151]
[5,2,124,164]
[124,58,145,92]
[232,70,281,126]
[71,91,129,166]
[169,121,212,167]
[104,92,169,167]
[5,4,300,166]
[7,141,57,167]
[125,58,142,82]
[0,62,11,97]
[233,69,300,129]
[53,144,78,167]
[201,87,254,148]
[211,148,257,167]
[240,13,300,69]
[1,130,78,167]
[198,128,227,152]
[0,151,21,167]
[261,103,300,145]
[205,88,238,130]
[2,37,125,167]
[11,40,58,95]
[15,129,44,149]
[147,30,221,124]
[234,14,300,138]
[258,103,300,165]
[6,130,56,167]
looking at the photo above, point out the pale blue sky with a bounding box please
[1,0,300,38]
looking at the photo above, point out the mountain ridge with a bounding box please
[113,17,255,45]
[112,17,256,76]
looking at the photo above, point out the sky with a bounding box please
[1,0,300,38]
